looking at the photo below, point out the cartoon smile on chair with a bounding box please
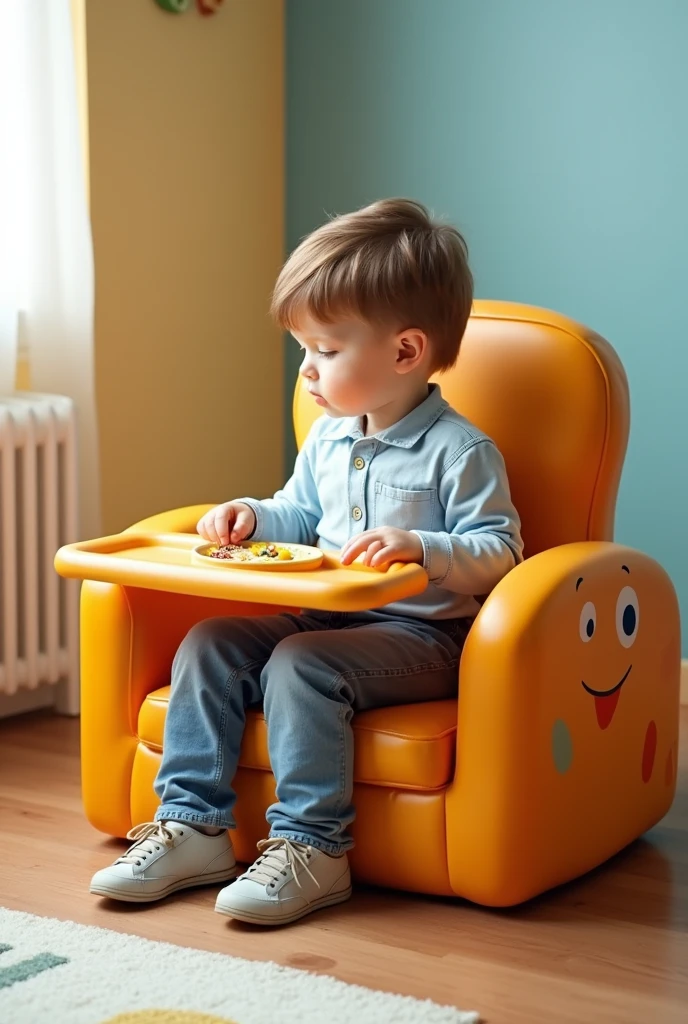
[576,564,639,730]
[546,549,679,795]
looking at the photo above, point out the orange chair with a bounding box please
[71,301,681,906]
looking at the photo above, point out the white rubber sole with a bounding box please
[90,866,240,903]
[214,884,353,925]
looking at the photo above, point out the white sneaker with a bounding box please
[90,821,238,903]
[214,837,352,925]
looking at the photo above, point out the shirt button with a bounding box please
[352,506,362,521]
[353,457,365,470]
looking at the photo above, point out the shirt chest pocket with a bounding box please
[373,482,437,532]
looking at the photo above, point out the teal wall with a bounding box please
[286,0,688,650]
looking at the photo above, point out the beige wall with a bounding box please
[86,0,284,534]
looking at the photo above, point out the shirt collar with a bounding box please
[321,383,448,448]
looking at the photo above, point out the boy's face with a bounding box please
[291,313,416,419]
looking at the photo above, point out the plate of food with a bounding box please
[192,540,324,572]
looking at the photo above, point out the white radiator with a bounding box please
[0,392,79,713]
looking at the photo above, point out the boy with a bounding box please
[90,198,523,925]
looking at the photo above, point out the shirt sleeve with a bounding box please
[410,440,524,595]
[234,437,322,546]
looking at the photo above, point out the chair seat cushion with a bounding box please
[138,686,457,791]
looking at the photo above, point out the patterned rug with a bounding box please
[0,908,479,1024]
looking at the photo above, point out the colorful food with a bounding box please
[209,542,294,563]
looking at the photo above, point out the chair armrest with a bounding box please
[446,541,681,905]
[124,504,214,534]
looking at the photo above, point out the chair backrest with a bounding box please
[293,301,630,557]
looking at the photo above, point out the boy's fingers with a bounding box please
[199,514,220,546]
[340,539,365,563]
[363,540,384,566]
[341,534,384,565]
[370,545,393,567]
[214,508,233,546]
[230,508,252,542]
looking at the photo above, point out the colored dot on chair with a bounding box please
[551,719,573,774]
[641,721,657,783]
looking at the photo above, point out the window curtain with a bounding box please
[0,0,101,541]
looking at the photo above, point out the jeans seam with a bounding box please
[155,808,235,829]
[336,701,348,820]
[324,672,352,822]
[336,659,458,682]
[206,658,263,803]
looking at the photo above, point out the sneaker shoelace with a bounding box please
[116,821,179,867]
[247,837,319,891]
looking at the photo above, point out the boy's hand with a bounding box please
[196,501,257,547]
[339,527,424,569]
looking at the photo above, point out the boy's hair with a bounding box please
[271,198,473,373]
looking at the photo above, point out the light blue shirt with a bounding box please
[238,383,523,620]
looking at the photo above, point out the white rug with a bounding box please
[0,908,479,1024]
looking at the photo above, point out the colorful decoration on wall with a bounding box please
[153,0,225,15]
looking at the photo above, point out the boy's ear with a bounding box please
[394,328,428,373]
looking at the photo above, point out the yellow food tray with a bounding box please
[54,532,429,612]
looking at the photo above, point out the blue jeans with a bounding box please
[154,609,469,855]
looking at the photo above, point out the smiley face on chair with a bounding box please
[541,551,681,808]
[576,564,639,730]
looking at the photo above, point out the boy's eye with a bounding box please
[297,346,337,359]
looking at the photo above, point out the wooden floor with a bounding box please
[0,711,686,1024]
